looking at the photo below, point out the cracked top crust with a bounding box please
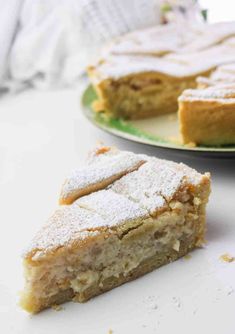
[104,21,235,57]
[111,158,202,215]
[89,42,235,82]
[88,22,235,83]
[25,190,149,260]
[25,146,210,260]
[197,63,235,88]
[59,146,145,205]
[178,86,235,102]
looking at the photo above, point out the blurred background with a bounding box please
[0,0,234,95]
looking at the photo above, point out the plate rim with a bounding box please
[81,85,235,157]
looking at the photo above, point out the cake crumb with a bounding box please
[225,286,234,295]
[184,254,192,260]
[95,146,111,155]
[143,295,159,311]
[220,253,235,263]
[51,304,63,311]
[185,141,196,148]
[167,136,182,145]
[173,240,180,252]
[92,100,105,112]
[172,296,181,308]
[192,308,197,315]
[150,303,158,310]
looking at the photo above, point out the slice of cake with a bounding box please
[178,86,235,146]
[20,146,211,313]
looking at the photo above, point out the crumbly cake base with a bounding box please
[75,238,194,302]
[21,237,195,313]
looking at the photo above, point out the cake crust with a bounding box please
[178,85,235,146]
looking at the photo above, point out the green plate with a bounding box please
[81,85,235,158]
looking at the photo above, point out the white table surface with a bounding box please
[0,86,235,334]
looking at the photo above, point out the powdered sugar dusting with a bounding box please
[104,23,198,57]
[90,54,207,82]
[111,157,203,215]
[25,148,206,257]
[76,189,149,224]
[180,21,235,53]
[197,62,235,88]
[104,22,235,57]
[111,159,181,214]
[210,63,235,82]
[25,206,106,256]
[26,189,149,256]
[179,86,235,102]
[90,21,235,83]
[214,62,235,75]
[60,150,144,202]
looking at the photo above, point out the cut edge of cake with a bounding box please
[178,84,235,146]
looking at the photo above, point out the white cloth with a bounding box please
[0,0,161,91]
[0,0,24,86]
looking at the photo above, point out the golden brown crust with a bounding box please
[178,89,235,145]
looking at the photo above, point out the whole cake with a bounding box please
[88,22,235,120]
[20,146,211,313]
[87,22,235,146]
